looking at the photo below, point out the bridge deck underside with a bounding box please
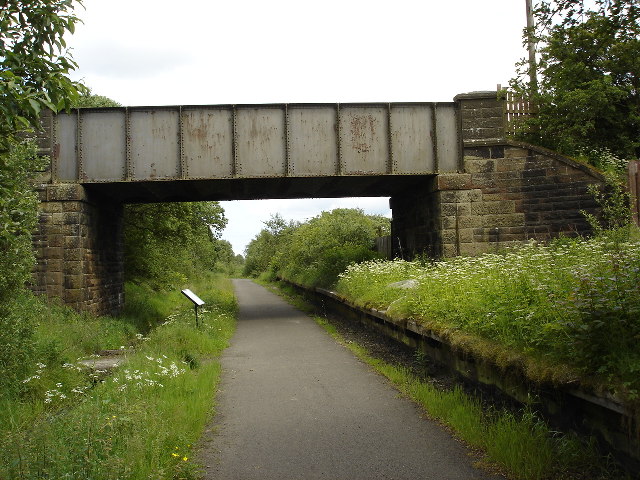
[85,174,436,203]
[52,103,460,184]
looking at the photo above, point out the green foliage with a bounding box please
[0,0,85,141]
[511,0,640,161]
[0,276,237,480]
[124,202,228,289]
[276,208,389,287]
[72,89,122,108]
[0,0,86,298]
[0,140,47,399]
[336,236,640,398]
[244,209,390,288]
[0,290,137,400]
[577,148,630,177]
[582,171,634,238]
[0,292,38,397]
[0,0,85,413]
[213,239,244,276]
[0,139,44,303]
[121,282,179,333]
[242,213,297,277]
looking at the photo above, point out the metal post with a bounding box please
[182,289,205,328]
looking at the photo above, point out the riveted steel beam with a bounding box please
[50,102,461,184]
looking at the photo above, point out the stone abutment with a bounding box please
[390,92,603,259]
[32,184,124,315]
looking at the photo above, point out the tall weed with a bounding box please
[336,237,640,396]
[1,275,236,480]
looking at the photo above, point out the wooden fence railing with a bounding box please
[503,90,537,136]
[375,236,392,259]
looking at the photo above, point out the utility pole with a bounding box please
[525,0,538,92]
[525,0,538,93]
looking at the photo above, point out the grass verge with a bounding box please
[1,274,236,480]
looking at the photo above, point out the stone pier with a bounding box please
[32,184,124,315]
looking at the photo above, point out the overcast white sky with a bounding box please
[65,0,528,254]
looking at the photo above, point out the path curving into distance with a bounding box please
[198,279,503,480]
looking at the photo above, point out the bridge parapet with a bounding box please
[455,91,507,145]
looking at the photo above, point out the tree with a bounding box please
[511,0,640,163]
[124,202,228,289]
[0,0,84,395]
[0,140,44,302]
[0,0,85,143]
[244,209,390,287]
[274,208,389,287]
[0,0,84,300]
[243,214,297,277]
[74,89,122,108]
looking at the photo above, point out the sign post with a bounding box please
[181,289,205,327]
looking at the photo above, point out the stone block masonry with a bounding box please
[390,92,604,259]
[389,177,442,258]
[440,142,602,257]
[32,184,124,315]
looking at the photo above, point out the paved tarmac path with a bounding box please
[199,279,501,480]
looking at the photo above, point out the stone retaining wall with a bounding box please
[438,141,602,257]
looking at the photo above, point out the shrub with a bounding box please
[0,139,46,397]
[269,208,390,288]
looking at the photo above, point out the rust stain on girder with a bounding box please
[349,114,377,154]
